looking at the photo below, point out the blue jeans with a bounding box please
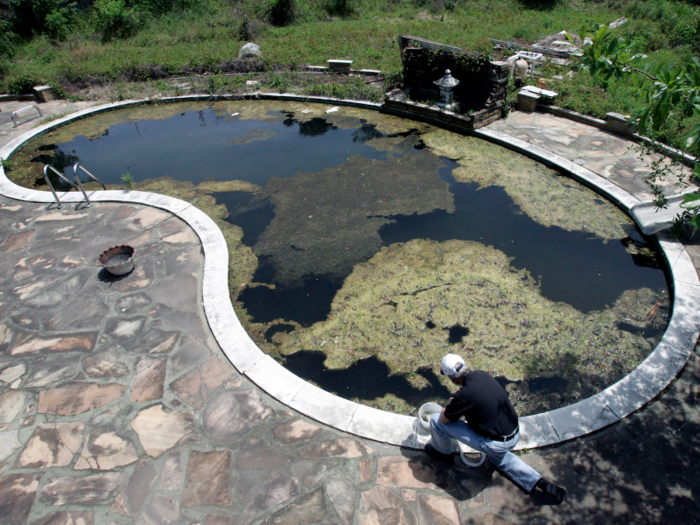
[430,413,541,493]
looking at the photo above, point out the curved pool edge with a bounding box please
[0,94,698,452]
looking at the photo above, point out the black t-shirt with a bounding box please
[443,370,519,439]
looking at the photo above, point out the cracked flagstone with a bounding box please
[169,356,234,409]
[417,494,462,525]
[111,460,158,516]
[235,435,292,470]
[298,437,373,459]
[159,451,183,491]
[31,511,95,525]
[326,473,356,525]
[130,404,196,457]
[40,472,123,506]
[81,347,129,378]
[38,382,126,416]
[203,389,273,444]
[0,473,41,523]
[262,486,327,525]
[130,356,167,403]
[0,390,32,423]
[182,450,233,508]
[0,430,21,463]
[358,485,418,525]
[74,427,139,471]
[0,230,34,253]
[376,456,456,492]
[9,332,97,356]
[273,419,324,445]
[144,493,188,525]
[237,471,301,525]
[14,422,85,468]
[23,357,81,388]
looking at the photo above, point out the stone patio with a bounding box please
[0,97,699,524]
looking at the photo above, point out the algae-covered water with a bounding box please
[8,100,670,415]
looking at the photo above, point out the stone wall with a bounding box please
[394,35,509,129]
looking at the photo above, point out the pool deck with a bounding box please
[1,97,699,524]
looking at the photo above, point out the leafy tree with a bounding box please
[0,17,16,59]
[4,0,77,39]
[92,0,140,39]
[578,24,700,231]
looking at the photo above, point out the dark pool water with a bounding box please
[233,157,665,323]
[41,110,388,186]
[379,163,662,313]
[283,350,566,403]
[26,103,670,411]
[283,350,452,405]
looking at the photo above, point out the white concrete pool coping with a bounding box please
[1,94,698,452]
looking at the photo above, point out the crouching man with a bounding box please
[426,353,566,504]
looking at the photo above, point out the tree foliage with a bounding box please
[578,24,700,231]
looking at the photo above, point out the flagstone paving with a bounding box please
[0,99,699,524]
[487,110,697,200]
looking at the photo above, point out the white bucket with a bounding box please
[459,445,487,467]
[417,402,442,430]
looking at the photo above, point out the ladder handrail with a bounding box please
[73,163,107,191]
[43,164,76,209]
[11,105,42,127]
[43,163,96,208]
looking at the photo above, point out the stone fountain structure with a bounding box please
[385,35,510,130]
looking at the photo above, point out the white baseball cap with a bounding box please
[441,353,466,377]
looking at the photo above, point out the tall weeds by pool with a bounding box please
[1,0,698,149]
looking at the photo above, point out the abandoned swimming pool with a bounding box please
[7,99,670,416]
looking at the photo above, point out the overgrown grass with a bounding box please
[1,0,621,90]
[1,0,698,149]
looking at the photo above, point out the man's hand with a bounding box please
[440,405,451,425]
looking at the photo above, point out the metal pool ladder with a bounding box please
[42,163,107,209]
[11,105,42,127]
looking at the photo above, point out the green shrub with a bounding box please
[204,73,229,94]
[8,75,42,95]
[264,71,295,92]
[268,0,296,27]
[324,0,357,17]
[626,0,700,51]
[302,77,384,102]
[1,158,14,172]
[0,18,16,59]
[93,0,142,40]
[239,16,266,40]
[121,172,135,189]
[48,80,69,99]
[5,0,66,39]
[45,8,72,40]
[131,0,191,15]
